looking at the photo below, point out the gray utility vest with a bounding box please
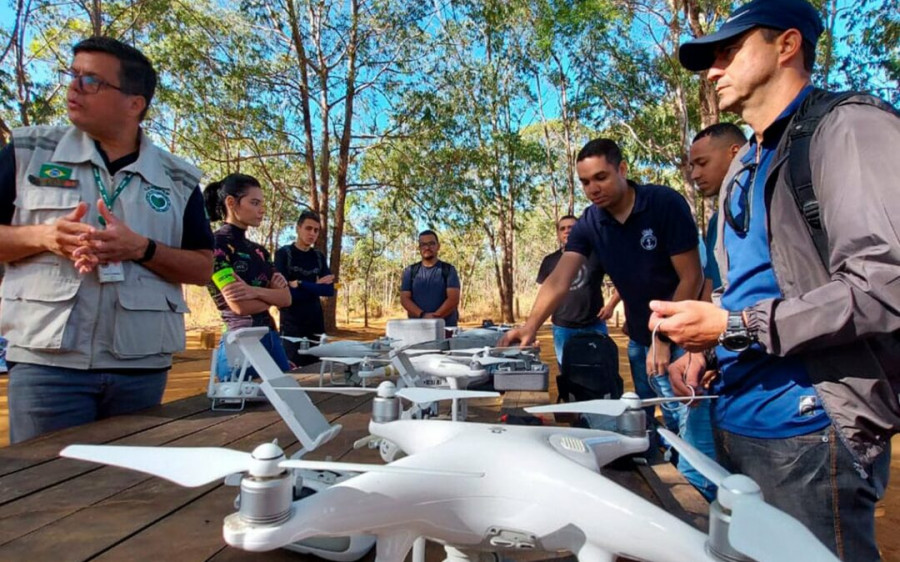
[1,125,201,370]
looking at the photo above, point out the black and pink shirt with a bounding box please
[207,223,277,330]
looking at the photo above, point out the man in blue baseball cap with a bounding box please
[650,0,900,560]
[678,0,823,72]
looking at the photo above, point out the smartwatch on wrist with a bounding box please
[134,238,157,264]
[718,309,757,352]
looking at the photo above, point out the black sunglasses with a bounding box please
[723,162,758,235]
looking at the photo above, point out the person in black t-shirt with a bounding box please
[536,215,619,367]
[203,173,291,379]
[274,210,334,366]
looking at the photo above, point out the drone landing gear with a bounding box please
[210,381,266,412]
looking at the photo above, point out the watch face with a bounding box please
[723,334,752,352]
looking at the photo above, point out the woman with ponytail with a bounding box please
[203,174,291,379]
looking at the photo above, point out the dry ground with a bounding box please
[0,319,898,560]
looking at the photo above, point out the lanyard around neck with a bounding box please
[92,165,134,226]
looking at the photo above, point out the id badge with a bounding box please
[98,261,125,283]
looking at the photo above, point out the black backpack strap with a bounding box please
[440,261,451,291]
[786,89,860,269]
[316,249,326,275]
[408,261,422,298]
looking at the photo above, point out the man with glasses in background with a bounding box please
[400,230,461,331]
[0,37,214,443]
[650,0,900,558]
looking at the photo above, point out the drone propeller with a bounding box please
[446,345,538,355]
[428,354,518,367]
[281,335,325,344]
[61,444,271,487]
[61,442,483,489]
[467,356,521,366]
[279,383,499,404]
[395,387,498,404]
[657,428,839,562]
[318,356,392,366]
[525,391,717,417]
[279,459,482,478]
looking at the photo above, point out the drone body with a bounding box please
[224,420,707,562]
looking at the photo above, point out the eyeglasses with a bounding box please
[419,241,438,248]
[723,162,757,235]
[59,69,126,95]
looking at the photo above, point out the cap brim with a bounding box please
[678,23,756,71]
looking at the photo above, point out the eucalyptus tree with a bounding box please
[363,0,550,323]
[232,0,430,329]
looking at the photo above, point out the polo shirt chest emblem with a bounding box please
[640,228,657,251]
[144,185,172,213]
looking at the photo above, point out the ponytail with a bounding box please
[202,173,260,223]
[203,180,225,221]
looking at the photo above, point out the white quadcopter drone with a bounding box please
[64,327,838,562]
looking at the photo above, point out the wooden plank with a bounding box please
[636,463,709,532]
[0,394,212,476]
[0,403,246,506]
[0,407,285,553]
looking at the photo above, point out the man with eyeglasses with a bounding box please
[400,230,461,330]
[536,215,618,368]
[650,0,900,558]
[0,37,214,443]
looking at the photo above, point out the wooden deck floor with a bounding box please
[0,322,898,560]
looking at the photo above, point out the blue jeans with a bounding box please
[715,426,890,561]
[551,320,608,366]
[0,336,8,373]
[8,363,167,444]
[215,328,290,381]
[627,339,717,500]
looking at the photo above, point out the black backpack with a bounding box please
[786,89,899,269]
[558,332,622,403]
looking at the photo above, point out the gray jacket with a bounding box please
[714,95,900,468]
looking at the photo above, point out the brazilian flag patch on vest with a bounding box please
[29,163,78,187]
[39,163,73,180]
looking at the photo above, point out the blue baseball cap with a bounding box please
[678,0,824,71]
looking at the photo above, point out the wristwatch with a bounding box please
[134,238,157,264]
[718,309,757,352]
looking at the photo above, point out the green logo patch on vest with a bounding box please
[39,163,73,180]
[145,187,172,213]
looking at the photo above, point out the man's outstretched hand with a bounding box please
[498,325,537,348]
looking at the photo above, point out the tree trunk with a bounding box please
[284,0,319,211]
[91,0,102,35]
[686,0,721,129]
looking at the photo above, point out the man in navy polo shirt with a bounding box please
[501,138,713,498]
[651,0,900,558]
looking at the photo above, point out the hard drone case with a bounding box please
[492,363,550,391]
[386,318,446,348]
